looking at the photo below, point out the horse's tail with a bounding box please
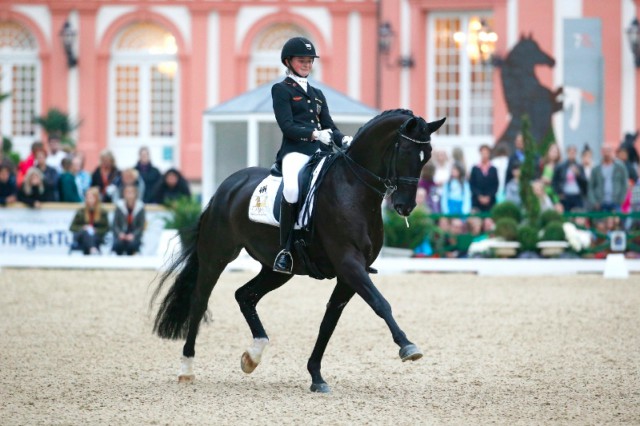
[151,219,203,340]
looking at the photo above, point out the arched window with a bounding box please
[249,24,320,89]
[109,22,178,169]
[0,21,39,151]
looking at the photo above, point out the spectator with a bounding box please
[540,143,561,200]
[45,134,66,173]
[432,150,451,189]
[504,160,522,206]
[16,141,44,187]
[532,179,560,212]
[110,167,145,204]
[0,164,17,206]
[151,168,191,205]
[418,162,440,213]
[452,146,466,173]
[0,150,15,171]
[506,133,525,183]
[69,187,109,255]
[617,146,638,183]
[440,162,471,215]
[73,153,91,201]
[469,144,499,212]
[91,149,120,203]
[553,144,587,212]
[134,146,162,203]
[58,156,81,202]
[112,185,146,256]
[18,167,55,208]
[491,144,510,201]
[581,145,594,181]
[588,145,629,211]
[33,148,59,201]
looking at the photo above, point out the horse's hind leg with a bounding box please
[235,266,293,374]
[307,279,355,393]
[179,261,229,382]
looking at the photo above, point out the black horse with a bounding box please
[496,34,563,150]
[151,109,445,392]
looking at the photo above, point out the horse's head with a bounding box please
[508,34,555,68]
[389,116,445,216]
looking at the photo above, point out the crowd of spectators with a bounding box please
[0,137,193,255]
[413,134,640,257]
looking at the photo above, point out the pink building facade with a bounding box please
[1,0,639,180]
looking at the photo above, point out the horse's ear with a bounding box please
[428,117,446,134]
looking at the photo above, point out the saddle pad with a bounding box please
[248,157,327,228]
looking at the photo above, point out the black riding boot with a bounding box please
[273,200,297,274]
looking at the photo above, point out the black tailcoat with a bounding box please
[272,77,345,164]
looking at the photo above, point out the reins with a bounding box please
[339,117,430,199]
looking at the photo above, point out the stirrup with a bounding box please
[273,249,293,274]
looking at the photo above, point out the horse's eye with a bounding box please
[419,151,425,162]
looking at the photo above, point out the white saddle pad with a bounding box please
[248,157,326,228]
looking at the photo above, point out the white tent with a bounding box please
[201,79,378,202]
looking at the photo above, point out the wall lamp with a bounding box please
[60,21,77,68]
[627,18,640,68]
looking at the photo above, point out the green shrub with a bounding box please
[491,201,522,223]
[520,116,540,225]
[494,217,519,241]
[538,209,563,229]
[383,206,433,249]
[33,107,81,147]
[2,137,20,167]
[517,225,539,251]
[163,196,202,247]
[541,221,565,241]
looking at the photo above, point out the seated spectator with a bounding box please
[69,187,109,255]
[33,148,59,201]
[440,162,471,215]
[18,167,55,208]
[110,167,145,204]
[135,146,162,203]
[91,149,120,203]
[112,185,146,256]
[58,156,81,202]
[73,153,91,201]
[0,164,18,206]
[532,179,562,213]
[16,141,44,187]
[553,144,587,212]
[504,160,522,206]
[45,134,67,173]
[151,168,191,205]
[469,145,499,212]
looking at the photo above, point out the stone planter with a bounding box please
[488,241,521,258]
[536,241,569,257]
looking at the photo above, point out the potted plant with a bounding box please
[490,217,521,257]
[163,196,202,248]
[382,206,433,257]
[517,224,540,257]
[33,107,81,148]
[537,220,569,257]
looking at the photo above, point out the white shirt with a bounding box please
[288,73,308,92]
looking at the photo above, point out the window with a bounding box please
[249,23,320,89]
[109,22,178,169]
[0,22,39,147]
[429,14,494,139]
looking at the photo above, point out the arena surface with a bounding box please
[1,269,638,425]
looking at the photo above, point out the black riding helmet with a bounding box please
[280,37,319,66]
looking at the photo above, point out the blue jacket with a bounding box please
[440,179,472,214]
[272,77,345,164]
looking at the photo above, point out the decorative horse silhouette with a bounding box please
[620,131,639,165]
[151,109,446,393]
[496,34,563,150]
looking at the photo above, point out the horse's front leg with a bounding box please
[307,279,355,393]
[337,256,423,362]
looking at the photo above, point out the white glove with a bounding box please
[313,129,333,145]
[342,136,353,148]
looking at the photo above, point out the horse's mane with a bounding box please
[353,109,414,141]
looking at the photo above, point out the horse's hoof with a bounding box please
[310,382,331,393]
[399,344,423,362]
[241,351,258,374]
[178,374,195,383]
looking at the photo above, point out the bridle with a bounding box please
[340,117,430,199]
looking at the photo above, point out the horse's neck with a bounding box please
[349,119,402,176]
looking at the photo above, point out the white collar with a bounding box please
[288,73,308,91]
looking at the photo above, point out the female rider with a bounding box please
[272,37,352,274]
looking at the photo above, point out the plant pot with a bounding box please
[537,241,569,257]
[488,241,521,258]
[380,246,415,258]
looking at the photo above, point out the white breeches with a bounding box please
[282,152,311,203]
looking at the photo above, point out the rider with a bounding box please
[272,36,353,274]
